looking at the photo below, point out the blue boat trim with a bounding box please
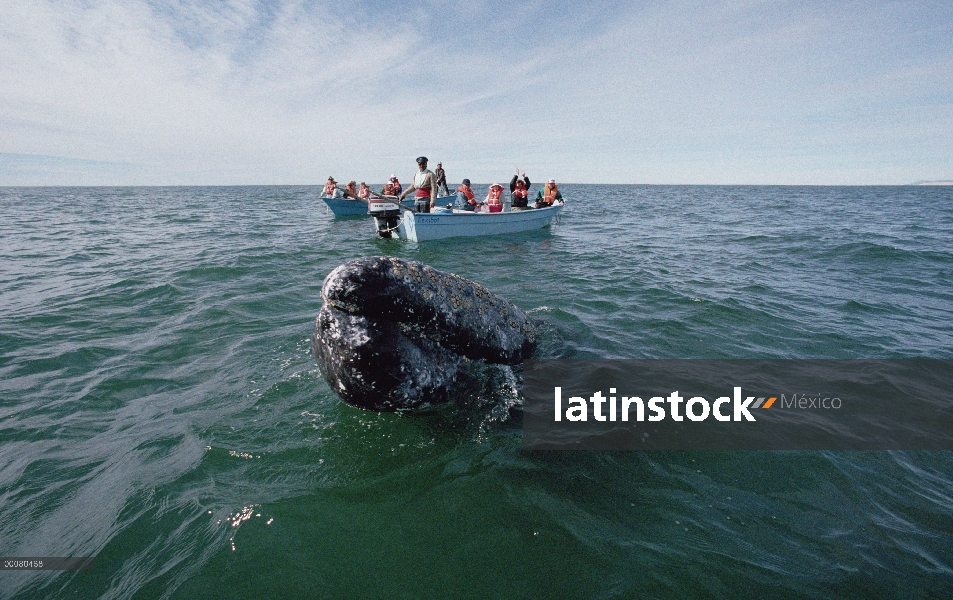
[322,195,456,217]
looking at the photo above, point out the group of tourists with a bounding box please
[452,169,563,213]
[321,176,398,200]
[403,158,564,214]
[322,157,564,214]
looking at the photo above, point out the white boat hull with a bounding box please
[393,204,564,241]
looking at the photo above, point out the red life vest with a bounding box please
[358,186,370,200]
[513,181,528,199]
[322,181,336,196]
[487,185,503,205]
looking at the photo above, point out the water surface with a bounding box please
[1,185,952,598]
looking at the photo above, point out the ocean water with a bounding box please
[1,184,952,599]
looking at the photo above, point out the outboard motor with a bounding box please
[368,199,403,238]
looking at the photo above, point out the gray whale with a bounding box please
[312,256,536,410]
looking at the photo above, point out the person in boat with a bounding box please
[399,156,438,213]
[390,175,403,197]
[344,181,358,199]
[484,183,504,213]
[381,182,394,196]
[435,162,450,196]
[509,169,531,210]
[322,176,341,198]
[534,178,563,208]
[358,182,371,200]
[455,178,478,211]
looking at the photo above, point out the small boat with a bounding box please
[369,200,564,241]
[322,196,414,216]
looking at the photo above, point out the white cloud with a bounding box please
[1,0,951,184]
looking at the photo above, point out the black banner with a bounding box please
[522,360,953,450]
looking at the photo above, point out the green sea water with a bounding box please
[1,185,952,598]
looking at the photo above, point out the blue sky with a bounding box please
[1,0,951,185]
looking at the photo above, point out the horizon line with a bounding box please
[3,182,952,188]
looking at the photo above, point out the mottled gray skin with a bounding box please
[312,256,536,411]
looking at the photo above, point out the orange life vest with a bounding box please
[456,185,475,202]
[542,184,558,205]
[323,181,336,196]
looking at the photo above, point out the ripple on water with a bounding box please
[1,185,952,598]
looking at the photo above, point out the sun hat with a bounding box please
[548,178,555,184]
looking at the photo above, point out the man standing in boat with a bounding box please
[399,156,438,213]
[435,162,450,196]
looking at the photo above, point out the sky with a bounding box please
[1,0,951,185]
